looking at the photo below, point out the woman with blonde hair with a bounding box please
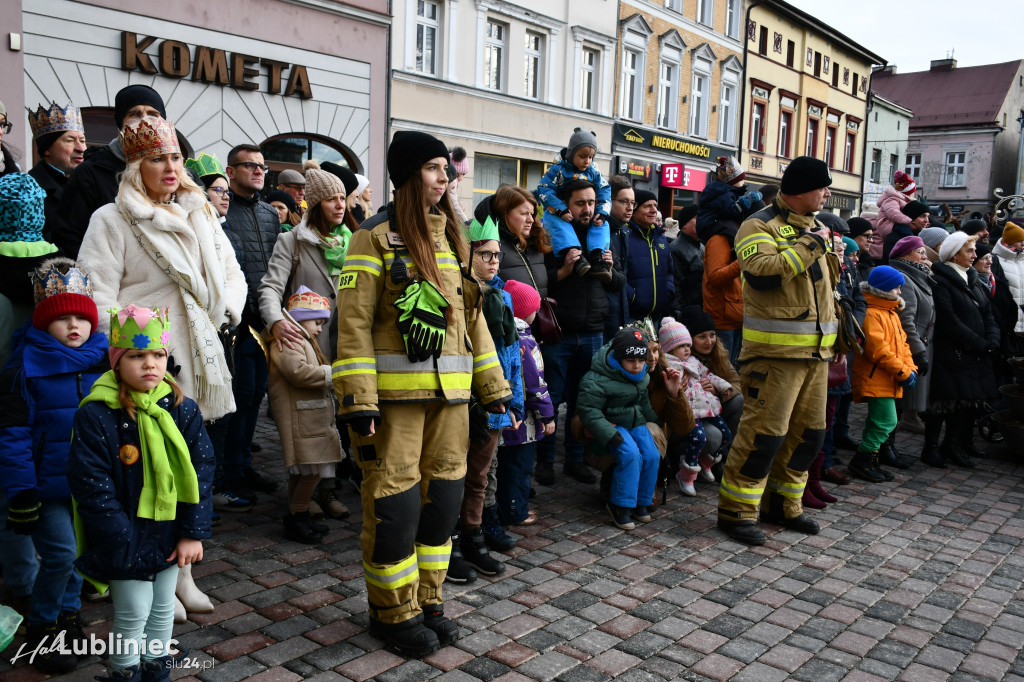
[77,116,246,622]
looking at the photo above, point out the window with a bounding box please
[689,58,711,137]
[726,0,741,39]
[658,62,678,128]
[472,154,545,207]
[944,151,966,186]
[619,49,642,120]
[523,31,542,99]
[844,132,856,173]
[832,63,839,87]
[806,117,819,157]
[814,52,821,78]
[786,40,795,67]
[889,154,898,182]
[665,0,682,10]
[824,125,836,167]
[905,152,922,182]
[414,1,440,75]
[778,110,792,158]
[719,82,737,144]
[851,72,859,96]
[261,133,361,186]
[579,48,597,111]
[758,26,768,55]
[750,101,766,152]
[484,20,506,91]
[697,0,714,26]
[870,148,881,182]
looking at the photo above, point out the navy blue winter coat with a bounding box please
[622,221,675,321]
[0,324,108,502]
[67,393,215,582]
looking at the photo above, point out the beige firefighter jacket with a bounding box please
[734,197,841,362]
[332,210,511,418]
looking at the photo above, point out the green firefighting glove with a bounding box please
[406,280,450,361]
[394,279,422,360]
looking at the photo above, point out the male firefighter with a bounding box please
[717,156,840,546]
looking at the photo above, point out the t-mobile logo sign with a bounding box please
[661,163,705,191]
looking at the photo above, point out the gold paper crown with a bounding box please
[27,101,84,139]
[31,257,93,305]
[109,305,172,351]
[121,116,180,164]
[287,287,331,312]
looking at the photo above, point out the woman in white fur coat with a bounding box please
[78,117,246,423]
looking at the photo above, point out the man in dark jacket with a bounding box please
[670,204,703,316]
[53,85,166,259]
[622,190,674,324]
[538,180,625,485]
[219,143,283,505]
[604,174,634,341]
[881,200,929,263]
[28,102,87,243]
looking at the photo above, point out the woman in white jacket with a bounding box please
[79,117,246,422]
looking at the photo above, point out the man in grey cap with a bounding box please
[277,169,306,218]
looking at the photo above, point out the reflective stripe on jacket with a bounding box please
[332,211,511,415]
[735,198,840,362]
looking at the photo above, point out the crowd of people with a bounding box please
[0,85,1022,674]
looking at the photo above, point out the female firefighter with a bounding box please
[332,131,511,657]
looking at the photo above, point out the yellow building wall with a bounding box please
[745,5,874,202]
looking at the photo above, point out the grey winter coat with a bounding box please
[889,258,935,413]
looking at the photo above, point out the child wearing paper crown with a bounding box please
[576,327,661,531]
[535,127,614,281]
[494,279,555,528]
[0,257,107,675]
[67,304,214,680]
[658,317,733,496]
[267,285,344,545]
[449,215,525,582]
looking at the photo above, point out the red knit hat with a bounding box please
[893,170,917,195]
[502,279,541,320]
[31,257,98,331]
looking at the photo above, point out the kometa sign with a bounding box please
[121,32,313,99]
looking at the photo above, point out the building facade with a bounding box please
[741,0,884,218]
[390,0,619,210]
[612,0,745,219]
[872,59,1024,216]
[862,91,912,208]
[1,0,390,190]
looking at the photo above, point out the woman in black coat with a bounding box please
[929,233,1000,467]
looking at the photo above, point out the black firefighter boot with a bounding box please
[422,604,460,647]
[920,411,947,468]
[368,614,440,658]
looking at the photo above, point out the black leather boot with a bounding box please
[920,411,947,468]
[460,528,506,576]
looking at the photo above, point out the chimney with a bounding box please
[930,58,957,72]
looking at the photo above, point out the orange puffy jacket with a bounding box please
[851,287,917,401]
[702,234,743,330]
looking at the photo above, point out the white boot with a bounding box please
[174,596,187,623]
[176,564,214,613]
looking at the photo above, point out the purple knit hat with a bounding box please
[889,235,926,261]
[658,317,692,353]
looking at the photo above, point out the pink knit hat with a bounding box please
[658,317,691,353]
[502,279,541,319]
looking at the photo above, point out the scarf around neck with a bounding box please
[80,371,198,521]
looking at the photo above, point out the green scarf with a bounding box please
[80,371,199,521]
[322,225,352,275]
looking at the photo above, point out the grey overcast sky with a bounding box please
[783,0,1022,73]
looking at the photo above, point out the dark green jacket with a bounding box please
[576,343,658,448]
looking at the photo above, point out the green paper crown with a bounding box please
[466,215,499,243]
[109,305,172,351]
[185,152,226,179]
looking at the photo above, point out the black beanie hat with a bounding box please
[387,131,450,189]
[847,217,873,238]
[975,241,992,259]
[611,327,650,362]
[266,190,298,214]
[780,156,832,195]
[903,200,930,221]
[633,190,658,208]
[320,161,359,196]
[114,84,166,130]
[676,204,699,225]
[962,218,988,236]
[677,305,716,338]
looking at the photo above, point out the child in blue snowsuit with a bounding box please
[536,127,612,279]
[576,327,660,531]
[0,257,108,675]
